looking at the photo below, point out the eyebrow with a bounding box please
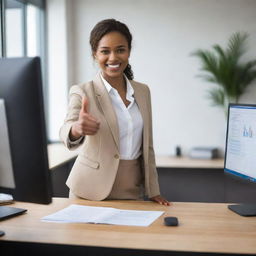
[99,45,127,49]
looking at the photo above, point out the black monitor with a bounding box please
[224,103,256,216]
[0,57,52,204]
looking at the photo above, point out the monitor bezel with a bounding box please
[0,57,52,204]
[224,103,256,183]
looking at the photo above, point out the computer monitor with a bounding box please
[224,103,256,216]
[0,57,52,204]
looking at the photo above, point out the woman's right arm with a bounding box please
[70,97,100,139]
[59,85,100,150]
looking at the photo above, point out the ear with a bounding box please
[92,52,97,60]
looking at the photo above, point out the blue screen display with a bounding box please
[224,105,256,183]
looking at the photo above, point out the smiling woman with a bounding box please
[94,32,131,106]
[90,19,134,81]
[95,31,130,82]
[59,19,170,206]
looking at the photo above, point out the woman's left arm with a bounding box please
[146,86,171,206]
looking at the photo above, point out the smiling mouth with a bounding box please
[106,64,121,68]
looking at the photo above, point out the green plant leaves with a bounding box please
[191,32,256,112]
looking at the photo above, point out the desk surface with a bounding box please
[47,143,224,169]
[1,198,255,255]
[156,155,224,168]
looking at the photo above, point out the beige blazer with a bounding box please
[59,73,160,200]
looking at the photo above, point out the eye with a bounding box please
[117,48,125,53]
[100,50,109,55]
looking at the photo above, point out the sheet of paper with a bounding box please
[101,209,164,226]
[41,204,164,226]
[42,205,116,223]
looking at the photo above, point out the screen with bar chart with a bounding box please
[225,104,256,182]
[224,104,256,216]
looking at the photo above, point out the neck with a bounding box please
[102,74,126,91]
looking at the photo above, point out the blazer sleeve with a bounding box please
[59,85,85,150]
[146,86,161,198]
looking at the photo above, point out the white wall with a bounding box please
[47,0,69,141]
[56,0,256,156]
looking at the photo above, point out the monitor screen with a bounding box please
[224,104,256,183]
[0,57,52,204]
[0,99,15,189]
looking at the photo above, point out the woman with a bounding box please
[60,19,170,206]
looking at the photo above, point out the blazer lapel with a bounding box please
[93,74,120,152]
[131,81,149,163]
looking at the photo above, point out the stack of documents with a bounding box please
[189,147,218,159]
[0,193,14,205]
[42,204,164,227]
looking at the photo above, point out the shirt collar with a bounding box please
[100,73,112,93]
[100,73,134,100]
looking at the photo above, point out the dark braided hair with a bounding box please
[90,19,134,80]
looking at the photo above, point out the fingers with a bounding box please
[78,116,100,134]
[77,97,100,136]
[85,112,100,124]
[71,118,99,138]
[161,199,171,206]
[150,195,171,206]
[156,199,170,206]
[81,97,89,114]
[80,97,99,122]
[80,97,99,123]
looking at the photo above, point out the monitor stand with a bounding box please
[228,204,256,216]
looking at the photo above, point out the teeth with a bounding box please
[107,64,120,68]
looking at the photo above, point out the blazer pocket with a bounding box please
[78,155,99,169]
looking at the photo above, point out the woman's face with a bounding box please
[94,31,130,81]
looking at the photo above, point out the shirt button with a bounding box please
[114,154,119,159]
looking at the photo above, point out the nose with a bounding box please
[109,51,117,61]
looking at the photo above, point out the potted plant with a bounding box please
[191,32,256,115]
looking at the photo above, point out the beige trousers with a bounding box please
[69,158,144,200]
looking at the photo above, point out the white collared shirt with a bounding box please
[100,74,143,160]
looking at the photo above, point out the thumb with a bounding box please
[81,97,89,114]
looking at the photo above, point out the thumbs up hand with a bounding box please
[70,97,100,140]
